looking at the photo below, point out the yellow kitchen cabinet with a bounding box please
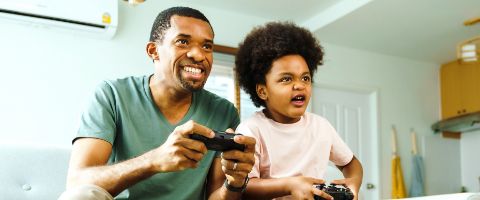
[440,60,480,119]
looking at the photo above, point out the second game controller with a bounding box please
[314,184,354,200]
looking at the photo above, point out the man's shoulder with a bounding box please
[102,75,147,88]
[95,75,147,95]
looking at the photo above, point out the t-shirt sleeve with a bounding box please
[236,122,260,178]
[75,81,117,144]
[327,122,354,167]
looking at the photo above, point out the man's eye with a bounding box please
[281,77,292,82]
[176,39,188,45]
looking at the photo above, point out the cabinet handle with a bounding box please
[458,110,461,114]
[463,109,467,113]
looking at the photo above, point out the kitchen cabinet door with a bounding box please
[440,61,480,119]
[459,62,480,114]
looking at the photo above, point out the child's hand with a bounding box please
[286,176,333,200]
[331,178,359,200]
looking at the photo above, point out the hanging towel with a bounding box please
[391,125,407,199]
[392,155,407,198]
[409,130,425,197]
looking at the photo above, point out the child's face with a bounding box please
[257,54,312,123]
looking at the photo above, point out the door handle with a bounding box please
[366,183,375,190]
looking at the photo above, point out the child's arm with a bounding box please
[332,156,363,200]
[244,176,333,200]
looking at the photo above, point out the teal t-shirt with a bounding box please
[76,75,240,200]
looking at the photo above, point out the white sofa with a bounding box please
[0,142,347,200]
[0,141,71,200]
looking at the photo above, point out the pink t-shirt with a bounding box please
[236,111,353,181]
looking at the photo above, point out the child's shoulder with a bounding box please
[304,111,328,123]
[241,111,266,124]
[304,112,337,131]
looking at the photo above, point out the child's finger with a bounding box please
[310,177,326,185]
[331,178,347,185]
[312,187,333,200]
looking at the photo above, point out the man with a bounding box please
[59,6,255,200]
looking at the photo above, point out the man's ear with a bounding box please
[256,84,267,100]
[146,42,159,61]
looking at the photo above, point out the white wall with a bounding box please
[0,1,471,199]
[0,1,268,146]
[315,43,461,198]
[461,130,480,192]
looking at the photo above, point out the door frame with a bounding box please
[310,82,381,200]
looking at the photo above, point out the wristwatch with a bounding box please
[224,177,249,193]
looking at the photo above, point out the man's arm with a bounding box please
[66,138,157,196]
[66,120,214,197]
[333,156,363,199]
[206,158,242,199]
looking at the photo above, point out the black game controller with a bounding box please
[314,184,354,200]
[189,131,245,151]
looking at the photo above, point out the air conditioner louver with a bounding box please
[0,0,118,39]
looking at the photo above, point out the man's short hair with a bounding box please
[149,6,213,43]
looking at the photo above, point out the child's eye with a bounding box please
[203,43,213,51]
[302,76,311,82]
[280,77,292,82]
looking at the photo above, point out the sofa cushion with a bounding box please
[0,141,70,200]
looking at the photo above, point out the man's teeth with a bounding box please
[184,67,202,74]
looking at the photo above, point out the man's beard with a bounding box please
[177,73,206,92]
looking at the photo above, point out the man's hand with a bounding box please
[146,120,214,172]
[220,129,256,188]
[285,176,333,200]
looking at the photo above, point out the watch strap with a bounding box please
[224,176,249,193]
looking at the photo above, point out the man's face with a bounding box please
[155,15,214,92]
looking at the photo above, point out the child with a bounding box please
[234,22,363,200]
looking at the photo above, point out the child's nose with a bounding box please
[293,82,305,90]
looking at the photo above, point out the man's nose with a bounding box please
[186,46,205,62]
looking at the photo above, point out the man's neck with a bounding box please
[149,76,193,125]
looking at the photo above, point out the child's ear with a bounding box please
[256,84,267,100]
[146,42,160,61]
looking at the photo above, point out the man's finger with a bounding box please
[233,135,256,153]
[182,149,205,163]
[175,120,214,138]
[176,137,208,154]
[221,150,254,164]
[225,128,234,134]
[221,159,249,171]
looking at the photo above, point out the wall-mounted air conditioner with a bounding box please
[0,0,118,39]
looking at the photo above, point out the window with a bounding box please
[204,62,260,121]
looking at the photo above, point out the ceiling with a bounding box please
[184,0,480,64]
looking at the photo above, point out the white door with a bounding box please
[311,85,380,200]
